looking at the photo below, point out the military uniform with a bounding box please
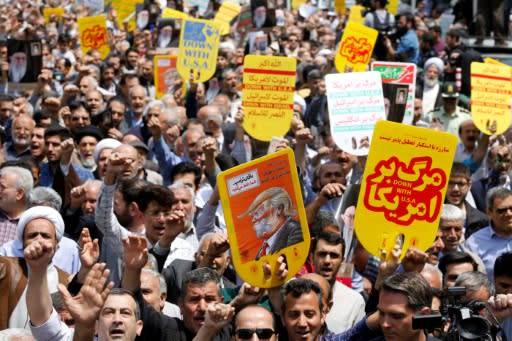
[425,106,472,135]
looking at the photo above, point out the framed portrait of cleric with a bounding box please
[218,148,310,288]
[7,39,43,91]
[250,0,276,30]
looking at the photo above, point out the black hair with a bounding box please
[170,162,201,188]
[438,252,478,276]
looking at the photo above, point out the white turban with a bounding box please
[424,57,444,75]
[16,206,65,242]
[93,138,122,164]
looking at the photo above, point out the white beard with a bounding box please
[158,35,171,48]
[9,64,27,83]
[424,76,438,88]
[137,17,149,30]
[81,155,96,170]
[254,14,266,28]
[12,135,30,148]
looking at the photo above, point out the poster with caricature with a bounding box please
[218,148,310,288]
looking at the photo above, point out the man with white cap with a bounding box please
[421,57,444,114]
[92,138,122,180]
[0,206,70,329]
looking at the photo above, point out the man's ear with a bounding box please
[129,202,140,216]
[136,320,143,336]
[160,293,167,310]
[419,306,431,315]
[326,299,334,314]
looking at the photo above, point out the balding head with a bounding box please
[301,273,333,314]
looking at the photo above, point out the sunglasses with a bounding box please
[495,206,512,215]
[235,328,275,340]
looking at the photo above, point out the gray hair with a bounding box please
[455,271,495,297]
[206,111,223,127]
[141,268,167,295]
[0,166,33,196]
[181,268,221,298]
[421,263,443,288]
[486,187,512,210]
[27,187,63,211]
[161,107,180,127]
[128,85,145,99]
[143,100,164,117]
[169,180,196,203]
[0,328,34,340]
[440,204,465,222]
[83,179,102,191]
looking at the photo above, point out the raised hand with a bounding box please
[123,235,148,271]
[24,239,56,273]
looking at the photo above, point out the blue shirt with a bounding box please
[39,162,94,187]
[151,137,186,186]
[396,29,420,64]
[465,225,512,280]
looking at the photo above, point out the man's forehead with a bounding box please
[185,281,220,296]
[103,294,137,311]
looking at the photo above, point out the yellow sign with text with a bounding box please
[177,18,221,83]
[43,8,65,24]
[471,62,512,135]
[162,8,189,19]
[335,21,378,73]
[355,121,457,260]
[218,148,310,288]
[214,2,241,35]
[242,55,296,141]
[78,16,110,60]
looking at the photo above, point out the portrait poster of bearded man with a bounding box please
[7,39,42,85]
[250,0,276,30]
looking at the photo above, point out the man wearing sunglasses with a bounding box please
[233,305,277,341]
[466,187,512,281]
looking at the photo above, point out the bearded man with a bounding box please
[8,52,28,83]
[422,57,444,114]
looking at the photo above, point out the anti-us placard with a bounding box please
[242,55,296,141]
[326,71,386,156]
[217,148,310,288]
[355,121,457,259]
[177,18,221,83]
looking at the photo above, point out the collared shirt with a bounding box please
[39,162,94,187]
[151,137,186,186]
[465,225,512,280]
[30,309,73,341]
[0,209,20,246]
[425,106,471,135]
[3,142,31,161]
[396,29,420,64]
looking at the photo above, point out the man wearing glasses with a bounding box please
[466,187,512,281]
[232,305,277,341]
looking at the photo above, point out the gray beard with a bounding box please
[81,156,96,170]
[12,136,30,148]
[254,15,266,28]
[424,77,438,88]
[158,35,171,48]
[9,65,27,82]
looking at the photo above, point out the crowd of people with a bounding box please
[0,0,511,340]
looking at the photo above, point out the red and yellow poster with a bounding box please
[77,15,110,60]
[154,55,180,99]
[471,62,512,135]
[335,21,378,73]
[242,55,296,141]
[218,148,310,288]
[355,121,457,259]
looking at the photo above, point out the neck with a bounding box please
[5,204,25,219]
[493,225,512,238]
[13,144,28,154]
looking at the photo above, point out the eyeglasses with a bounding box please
[494,206,512,215]
[235,328,275,340]
[447,181,468,188]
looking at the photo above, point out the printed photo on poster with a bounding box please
[7,39,42,84]
[250,0,276,29]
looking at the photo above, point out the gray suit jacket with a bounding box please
[256,218,304,259]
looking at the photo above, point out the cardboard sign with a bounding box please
[335,21,378,73]
[43,8,65,24]
[355,121,457,259]
[242,55,296,141]
[78,16,110,60]
[347,5,365,25]
[217,148,310,288]
[112,0,143,32]
[371,61,416,124]
[325,72,386,156]
[162,8,189,19]
[177,18,221,83]
[387,0,398,15]
[471,62,512,135]
[154,55,179,99]
[214,1,242,35]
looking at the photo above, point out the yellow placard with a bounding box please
[387,0,398,15]
[292,0,308,10]
[154,55,180,99]
[355,121,457,259]
[43,8,65,24]
[484,57,509,66]
[78,15,110,60]
[471,62,512,135]
[334,0,346,15]
[112,0,143,32]
[242,55,296,142]
[348,5,365,25]
[214,2,241,36]
[162,8,189,19]
[177,18,221,83]
[217,148,310,288]
[335,21,378,73]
